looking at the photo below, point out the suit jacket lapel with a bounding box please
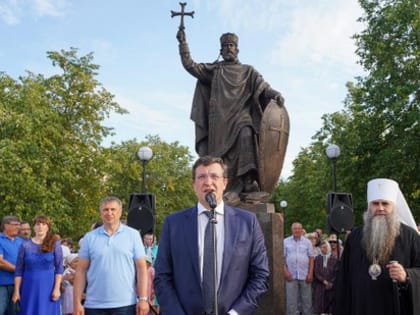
[220,206,238,283]
[184,206,200,283]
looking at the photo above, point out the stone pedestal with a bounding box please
[239,202,285,315]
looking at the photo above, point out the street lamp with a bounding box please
[137,146,153,192]
[280,200,288,224]
[325,144,340,192]
[280,200,288,211]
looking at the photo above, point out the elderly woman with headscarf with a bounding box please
[62,253,79,315]
[313,240,338,315]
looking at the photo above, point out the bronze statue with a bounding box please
[172,3,289,202]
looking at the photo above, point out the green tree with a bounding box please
[0,48,127,238]
[349,0,420,218]
[0,48,198,241]
[274,0,420,231]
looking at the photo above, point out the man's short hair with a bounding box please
[143,232,154,241]
[1,215,20,230]
[192,156,228,179]
[99,196,122,211]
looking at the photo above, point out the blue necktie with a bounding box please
[202,211,215,314]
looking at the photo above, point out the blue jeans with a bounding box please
[85,304,136,315]
[0,285,16,315]
[286,279,312,315]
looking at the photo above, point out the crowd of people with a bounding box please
[1,156,269,315]
[0,208,160,315]
[283,223,343,315]
[1,157,420,315]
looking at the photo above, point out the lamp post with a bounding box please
[280,200,288,225]
[325,144,340,192]
[280,200,288,212]
[137,146,153,193]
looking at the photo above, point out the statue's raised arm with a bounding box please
[176,28,194,70]
[171,3,201,75]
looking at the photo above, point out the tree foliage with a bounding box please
[1,48,126,238]
[274,0,420,234]
[351,0,420,212]
[0,48,197,241]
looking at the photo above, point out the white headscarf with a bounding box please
[367,178,417,231]
[320,240,332,268]
[65,253,78,267]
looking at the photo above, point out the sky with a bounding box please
[0,0,365,179]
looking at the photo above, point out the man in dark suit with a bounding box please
[154,156,269,315]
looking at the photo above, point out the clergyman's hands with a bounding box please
[387,261,407,283]
[176,29,186,43]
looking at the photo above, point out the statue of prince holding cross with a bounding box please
[171,2,289,203]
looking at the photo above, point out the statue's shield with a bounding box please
[258,101,290,193]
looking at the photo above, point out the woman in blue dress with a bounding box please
[12,215,63,314]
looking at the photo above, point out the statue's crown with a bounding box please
[220,33,238,46]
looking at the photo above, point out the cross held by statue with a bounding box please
[171,2,194,30]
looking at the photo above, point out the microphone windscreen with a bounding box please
[205,192,217,209]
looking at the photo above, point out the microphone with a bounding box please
[205,192,217,210]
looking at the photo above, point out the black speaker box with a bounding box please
[326,192,354,233]
[127,193,155,235]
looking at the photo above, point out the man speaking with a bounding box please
[154,156,269,315]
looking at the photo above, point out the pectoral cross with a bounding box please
[171,2,194,30]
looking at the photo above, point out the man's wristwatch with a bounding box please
[138,296,149,302]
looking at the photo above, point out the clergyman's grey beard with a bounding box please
[362,208,400,265]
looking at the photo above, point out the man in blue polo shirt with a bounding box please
[0,215,23,315]
[73,196,149,315]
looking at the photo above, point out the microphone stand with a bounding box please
[208,205,219,315]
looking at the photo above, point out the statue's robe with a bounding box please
[188,61,271,186]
